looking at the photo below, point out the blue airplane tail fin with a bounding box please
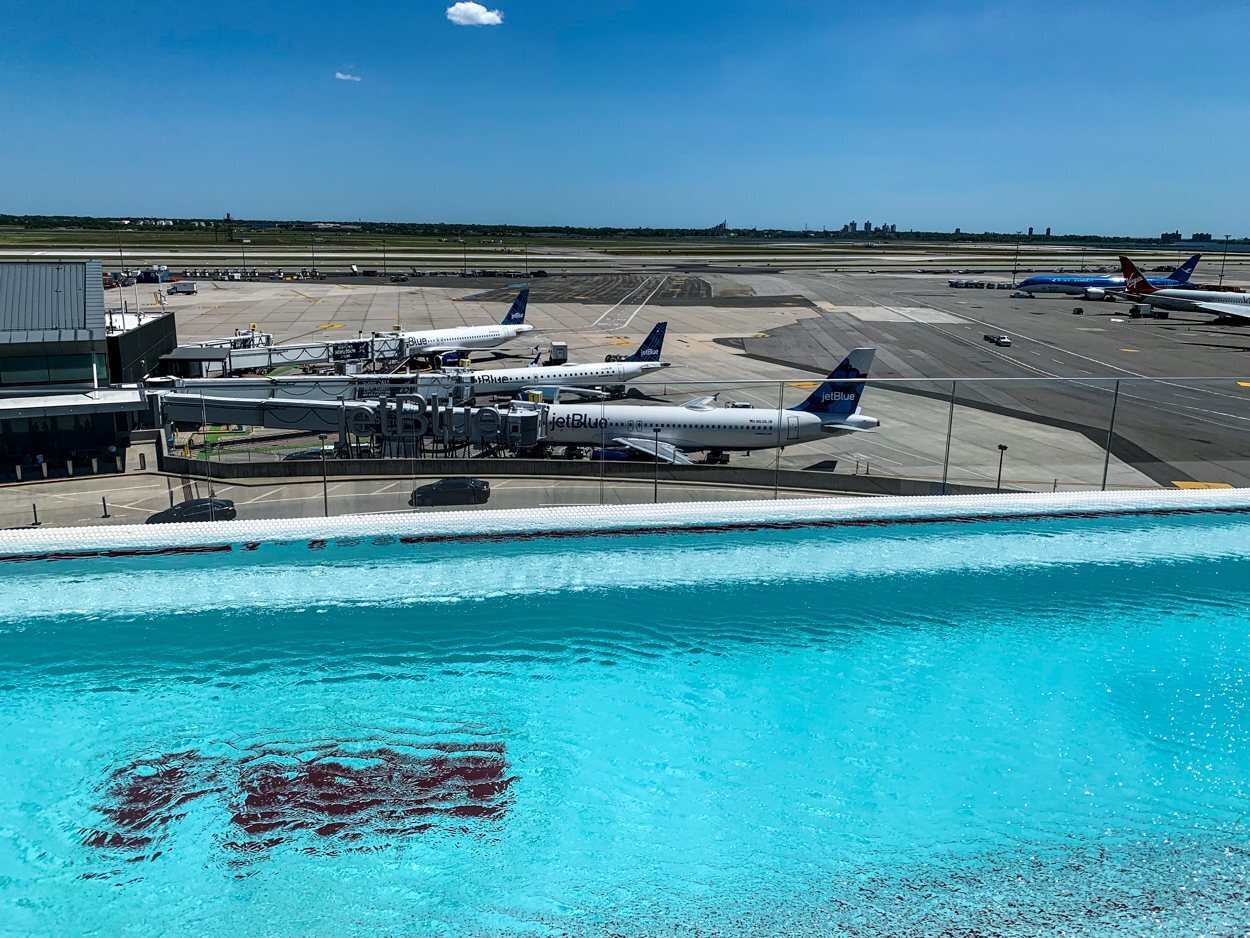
[790,348,875,418]
[1170,254,1200,283]
[625,322,667,362]
[501,288,529,325]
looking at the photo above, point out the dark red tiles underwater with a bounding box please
[81,732,515,867]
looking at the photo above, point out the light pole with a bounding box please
[319,433,329,516]
[653,427,661,503]
[382,239,388,276]
[524,241,529,276]
[995,443,1008,492]
[310,234,316,273]
[462,239,468,276]
[1012,231,1022,284]
[1219,234,1231,285]
[240,239,248,278]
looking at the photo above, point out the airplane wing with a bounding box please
[681,395,718,410]
[611,437,695,465]
[1195,302,1250,323]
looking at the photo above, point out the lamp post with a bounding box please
[653,427,661,503]
[382,239,388,276]
[310,234,316,273]
[240,239,248,279]
[319,433,329,516]
[995,443,1008,492]
[1219,234,1231,285]
[1012,231,1022,284]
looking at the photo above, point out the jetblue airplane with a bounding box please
[1016,255,1200,300]
[455,322,671,399]
[1120,257,1250,323]
[386,288,533,355]
[531,348,878,464]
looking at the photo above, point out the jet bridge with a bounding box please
[167,332,413,375]
[156,393,546,450]
[144,372,473,405]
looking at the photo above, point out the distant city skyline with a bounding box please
[1,0,1247,236]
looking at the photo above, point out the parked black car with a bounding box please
[146,498,237,524]
[408,478,490,507]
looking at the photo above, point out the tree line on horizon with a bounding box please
[0,214,1242,247]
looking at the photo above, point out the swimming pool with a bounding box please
[2,492,1249,935]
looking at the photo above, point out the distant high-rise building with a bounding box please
[712,220,728,232]
[889,224,897,234]
[1160,230,1182,242]
[849,221,858,232]
[1191,232,1213,242]
[1027,226,1034,237]
[1045,227,1051,237]
[954,228,961,235]
[863,220,872,233]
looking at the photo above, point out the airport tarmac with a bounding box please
[130,274,1209,492]
[727,270,1250,485]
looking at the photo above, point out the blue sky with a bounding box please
[1,0,1247,234]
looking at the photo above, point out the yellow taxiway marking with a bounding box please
[788,381,820,389]
[1237,381,1250,388]
[1120,348,1140,353]
[317,323,344,329]
[607,340,633,346]
[1172,481,1234,489]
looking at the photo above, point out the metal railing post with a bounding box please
[1101,380,1121,492]
[940,380,957,494]
[774,379,784,499]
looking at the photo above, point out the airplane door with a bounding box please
[786,415,799,441]
[627,420,635,433]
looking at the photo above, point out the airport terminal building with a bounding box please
[0,259,174,479]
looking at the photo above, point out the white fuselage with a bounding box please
[541,403,875,452]
[1139,289,1250,312]
[465,360,668,395]
[396,323,534,355]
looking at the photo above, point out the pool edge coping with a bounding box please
[2,489,1250,560]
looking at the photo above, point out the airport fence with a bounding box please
[1,374,1247,529]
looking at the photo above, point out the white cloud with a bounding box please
[446,2,503,26]
[335,71,362,82]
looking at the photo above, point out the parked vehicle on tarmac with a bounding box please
[408,477,490,507]
[145,497,236,524]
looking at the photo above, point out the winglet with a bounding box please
[790,348,875,418]
[625,322,667,362]
[501,288,529,325]
[1169,254,1201,283]
[1119,257,1156,294]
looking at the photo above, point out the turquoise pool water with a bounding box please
[1,512,1248,935]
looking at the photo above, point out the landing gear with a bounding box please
[704,450,730,465]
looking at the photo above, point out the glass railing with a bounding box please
[1,374,1247,529]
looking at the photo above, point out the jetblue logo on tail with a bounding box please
[626,322,667,362]
[790,348,876,418]
[501,288,529,325]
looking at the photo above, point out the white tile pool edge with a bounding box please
[2,489,1250,555]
